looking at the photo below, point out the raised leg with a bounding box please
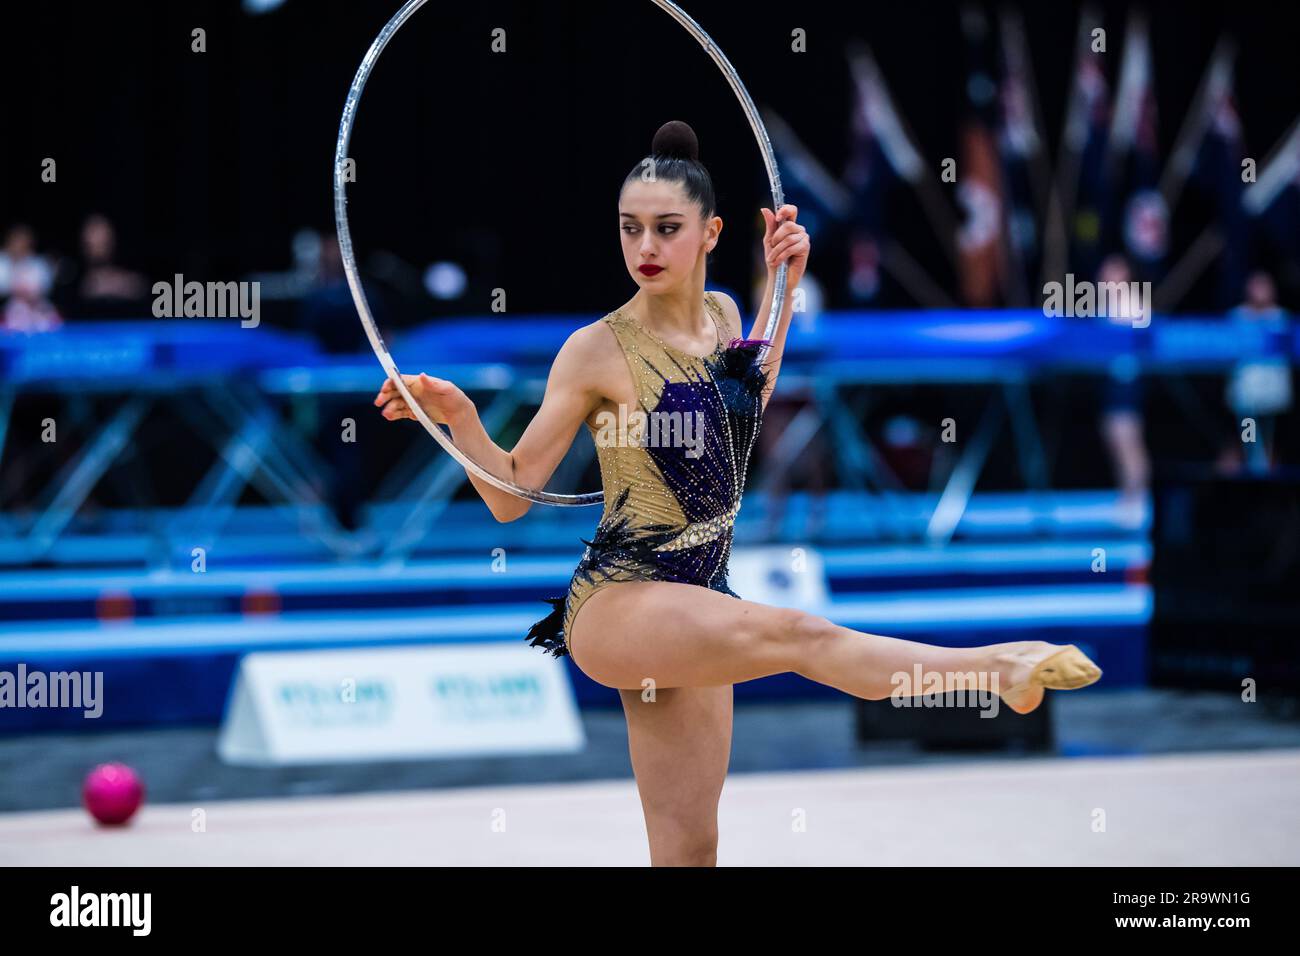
[569,579,1095,708]
[570,580,1099,865]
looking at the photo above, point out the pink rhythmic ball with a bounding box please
[82,763,145,826]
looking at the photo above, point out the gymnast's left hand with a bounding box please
[760,204,810,287]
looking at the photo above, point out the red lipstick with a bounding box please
[638,264,664,276]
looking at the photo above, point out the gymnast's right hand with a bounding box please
[374,373,474,428]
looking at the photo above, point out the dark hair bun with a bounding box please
[651,120,700,161]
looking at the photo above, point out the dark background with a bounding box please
[4,0,1299,320]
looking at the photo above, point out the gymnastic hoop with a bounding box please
[334,0,787,506]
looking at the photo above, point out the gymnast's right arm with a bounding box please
[373,328,603,522]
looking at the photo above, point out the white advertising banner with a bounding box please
[726,544,830,611]
[217,642,585,766]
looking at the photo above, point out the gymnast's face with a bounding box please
[619,179,720,291]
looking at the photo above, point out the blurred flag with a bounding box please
[1109,14,1167,275]
[1188,50,1248,307]
[1244,118,1300,263]
[997,8,1049,305]
[845,42,926,186]
[843,103,890,302]
[845,40,956,303]
[956,6,1007,307]
[844,42,924,302]
[766,39,945,309]
[1064,42,1112,281]
[763,111,854,244]
[1162,39,1236,207]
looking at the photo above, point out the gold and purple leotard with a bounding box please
[525,290,771,658]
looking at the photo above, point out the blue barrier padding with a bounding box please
[1,321,321,382]
[0,540,1149,623]
[3,311,1293,384]
[0,617,1144,731]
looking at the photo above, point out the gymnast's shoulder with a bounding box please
[546,312,627,381]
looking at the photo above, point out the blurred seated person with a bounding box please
[0,224,55,299]
[295,234,379,531]
[1230,269,1289,324]
[3,261,63,333]
[1219,270,1292,473]
[53,214,148,317]
[296,234,369,353]
[246,228,328,301]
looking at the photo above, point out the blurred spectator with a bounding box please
[247,228,327,301]
[1220,270,1292,473]
[296,234,368,354]
[2,260,63,332]
[0,224,55,299]
[79,214,147,301]
[295,233,375,531]
[1096,254,1150,519]
[1230,269,1288,323]
[53,214,148,316]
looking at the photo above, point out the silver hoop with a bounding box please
[333,0,787,506]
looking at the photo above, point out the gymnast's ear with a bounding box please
[706,214,722,253]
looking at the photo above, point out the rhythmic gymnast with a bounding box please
[375,120,1102,866]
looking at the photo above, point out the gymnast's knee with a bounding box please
[762,607,835,669]
[648,820,720,867]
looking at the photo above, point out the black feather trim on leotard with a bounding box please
[523,594,569,657]
[525,339,768,659]
[575,487,681,574]
[524,486,681,658]
[706,338,771,411]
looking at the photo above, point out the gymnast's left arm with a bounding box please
[746,204,810,412]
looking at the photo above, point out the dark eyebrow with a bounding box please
[620,212,685,219]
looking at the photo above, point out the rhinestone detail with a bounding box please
[653,500,742,552]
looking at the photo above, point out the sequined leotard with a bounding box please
[525,291,771,658]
